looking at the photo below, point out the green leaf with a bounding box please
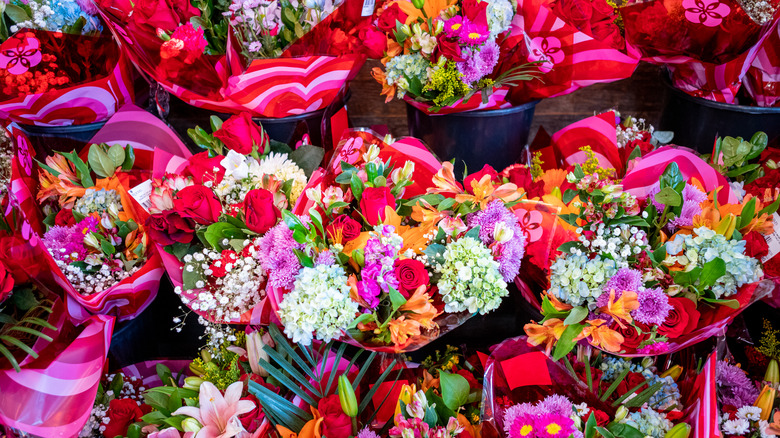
[654,187,682,207]
[698,296,740,309]
[11,287,38,311]
[126,423,143,438]
[107,144,126,168]
[671,267,702,287]
[210,115,223,132]
[562,189,578,204]
[738,196,756,230]
[652,244,667,264]
[141,410,168,424]
[204,222,239,249]
[182,264,205,291]
[563,306,588,326]
[167,388,183,412]
[552,323,585,360]
[758,197,780,217]
[60,151,94,188]
[439,371,469,411]
[4,4,31,22]
[660,163,683,189]
[607,423,645,438]
[122,144,135,171]
[584,413,598,438]
[88,145,114,178]
[595,427,615,438]
[557,241,581,254]
[289,144,325,178]
[699,258,726,289]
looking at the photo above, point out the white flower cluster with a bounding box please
[217,150,306,205]
[485,0,514,38]
[278,264,358,345]
[665,227,763,299]
[79,373,143,437]
[55,256,138,295]
[720,406,770,437]
[256,152,308,203]
[548,254,618,306]
[177,244,266,322]
[621,407,672,438]
[616,117,654,149]
[79,402,109,437]
[580,223,648,266]
[436,237,507,315]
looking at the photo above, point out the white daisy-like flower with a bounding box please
[736,406,763,421]
[256,152,308,203]
[723,419,750,435]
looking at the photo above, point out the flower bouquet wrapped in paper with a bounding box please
[482,337,703,438]
[265,130,528,352]
[94,0,378,119]
[621,0,779,104]
[523,148,776,358]
[372,0,641,113]
[146,113,324,327]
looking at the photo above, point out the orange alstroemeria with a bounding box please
[524,318,567,355]
[544,291,573,312]
[421,369,440,393]
[277,406,323,438]
[598,290,639,329]
[540,169,569,197]
[583,319,624,353]
[394,0,457,24]
[383,206,434,253]
[456,175,522,210]
[389,316,422,351]
[411,199,449,229]
[37,169,86,207]
[428,162,464,195]
[400,285,441,328]
[371,67,397,103]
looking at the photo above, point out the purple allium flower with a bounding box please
[467,199,526,281]
[632,287,672,326]
[538,395,573,417]
[257,223,303,290]
[604,268,643,294]
[716,361,760,408]
[356,428,380,438]
[637,342,670,355]
[534,413,575,438]
[444,16,469,38]
[456,40,500,84]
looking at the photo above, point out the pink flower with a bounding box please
[172,381,256,438]
[444,16,469,38]
[682,0,730,26]
[459,23,489,45]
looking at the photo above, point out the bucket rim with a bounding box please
[16,120,107,133]
[662,73,780,115]
[406,99,540,118]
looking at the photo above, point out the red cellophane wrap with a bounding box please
[0,193,115,438]
[743,19,780,106]
[94,0,376,118]
[0,30,134,127]
[6,111,168,322]
[499,0,640,104]
[621,0,779,103]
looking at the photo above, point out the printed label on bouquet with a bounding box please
[763,213,780,263]
[361,0,375,16]
[129,179,153,212]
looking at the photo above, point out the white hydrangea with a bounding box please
[436,237,508,314]
[548,254,618,306]
[485,0,514,38]
[278,264,358,345]
[664,227,763,299]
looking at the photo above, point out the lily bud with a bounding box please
[412,23,422,35]
[83,233,101,250]
[363,144,381,163]
[765,359,779,385]
[352,249,365,268]
[183,376,204,390]
[493,222,514,243]
[383,134,396,145]
[400,24,412,37]
[100,212,114,231]
[411,0,424,9]
[754,385,777,421]
[156,28,171,41]
[664,423,691,438]
[338,375,358,417]
[433,20,444,35]
[182,418,202,433]
[661,365,683,381]
[108,202,120,221]
[614,406,628,422]
[641,357,654,370]
[189,362,205,375]
[246,330,270,377]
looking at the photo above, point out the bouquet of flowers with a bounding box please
[482,337,696,438]
[266,130,527,352]
[620,0,779,104]
[524,148,776,358]
[716,358,779,435]
[1,0,102,41]
[94,0,379,119]
[146,113,322,327]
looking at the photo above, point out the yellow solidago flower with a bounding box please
[424,62,470,107]
[580,145,616,179]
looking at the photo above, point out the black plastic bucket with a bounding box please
[165,91,350,152]
[15,121,106,157]
[406,101,538,175]
[659,76,780,153]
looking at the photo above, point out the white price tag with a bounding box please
[128,179,153,212]
[763,213,780,263]
[361,0,375,16]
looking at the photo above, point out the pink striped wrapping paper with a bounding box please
[550,111,623,171]
[0,31,134,126]
[682,353,720,438]
[0,314,115,438]
[404,88,513,115]
[743,20,780,107]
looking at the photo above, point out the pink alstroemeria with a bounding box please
[173,381,256,438]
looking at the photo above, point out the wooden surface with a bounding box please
[348,60,666,140]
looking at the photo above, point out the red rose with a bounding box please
[94,0,133,20]
[666,410,685,421]
[54,208,77,226]
[0,235,39,283]
[103,398,143,438]
[174,185,221,225]
[318,394,352,438]
[132,0,198,30]
[393,259,429,298]
[433,38,465,62]
[358,25,387,59]
[658,297,700,339]
[243,189,280,234]
[743,231,769,260]
[377,3,408,32]
[586,409,610,427]
[456,368,481,389]
[591,21,623,50]
[239,394,265,431]
[616,371,647,397]
[553,0,593,32]
[610,321,650,351]
[214,112,268,155]
[326,214,362,243]
[500,164,545,198]
[0,260,14,304]
[464,164,500,194]
[145,210,197,246]
[210,250,239,277]
[359,186,395,225]
[184,152,225,185]
[590,0,615,21]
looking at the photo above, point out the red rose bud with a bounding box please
[376,3,408,32]
[326,214,362,243]
[743,231,769,260]
[319,394,353,438]
[243,189,281,234]
[0,260,14,304]
[145,210,197,246]
[359,186,395,225]
[214,112,269,155]
[54,208,77,226]
[173,185,221,225]
[393,258,430,298]
[103,398,144,438]
[183,151,225,185]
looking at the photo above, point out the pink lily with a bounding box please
[173,381,256,438]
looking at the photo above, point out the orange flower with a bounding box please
[371,67,397,103]
[400,285,440,328]
[455,174,522,210]
[544,291,573,312]
[393,0,457,24]
[428,162,464,195]
[524,318,567,355]
[277,406,323,438]
[411,199,449,228]
[540,169,569,196]
[421,369,440,393]
[383,206,434,253]
[583,319,624,352]
[598,290,639,329]
[389,316,422,351]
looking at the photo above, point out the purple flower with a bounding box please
[444,16,469,38]
[456,40,500,84]
[604,268,643,294]
[637,342,670,355]
[315,250,336,266]
[257,223,303,290]
[503,403,539,435]
[356,428,380,438]
[716,361,760,408]
[508,415,536,438]
[357,279,381,308]
[537,395,573,417]
[459,23,489,45]
[632,287,672,326]
[43,224,89,263]
[670,184,707,228]
[467,199,526,281]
